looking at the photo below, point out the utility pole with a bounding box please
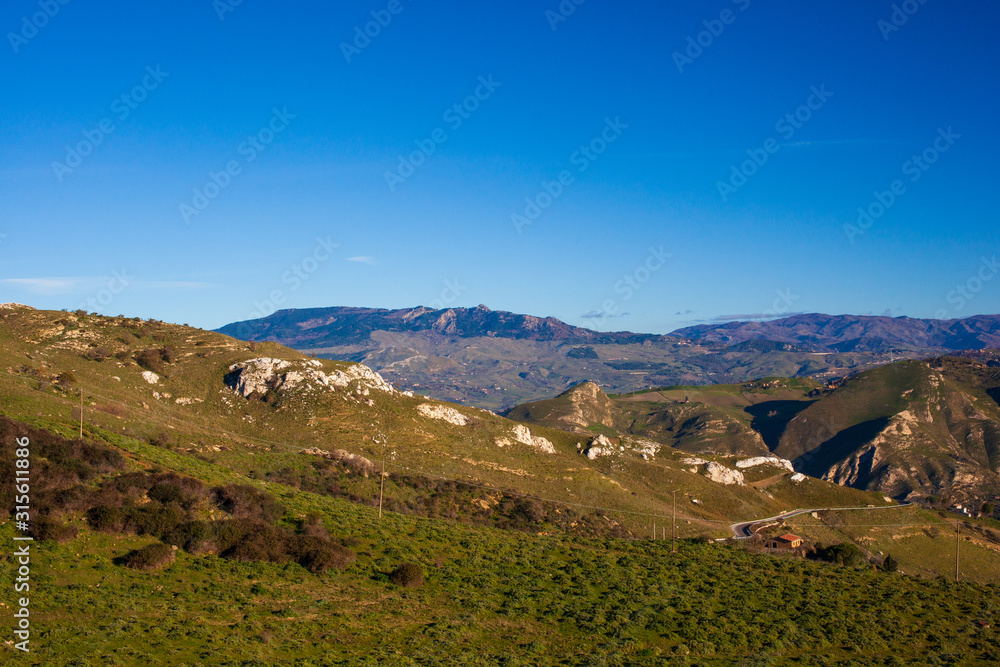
[79,389,84,440]
[378,458,385,519]
[672,490,677,553]
[956,523,961,583]
[652,520,655,541]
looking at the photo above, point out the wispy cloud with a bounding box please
[0,277,99,295]
[581,310,630,320]
[140,281,218,289]
[346,256,376,265]
[709,312,804,323]
[0,277,218,295]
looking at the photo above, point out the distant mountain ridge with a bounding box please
[217,305,659,347]
[672,313,1000,352]
[216,307,1000,409]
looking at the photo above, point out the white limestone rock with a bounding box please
[703,462,746,486]
[583,434,615,460]
[735,456,795,472]
[417,403,469,426]
[141,371,160,384]
[790,472,807,483]
[510,424,556,454]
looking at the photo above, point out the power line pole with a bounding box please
[672,490,677,553]
[79,389,84,440]
[378,457,385,519]
[956,523,960,583]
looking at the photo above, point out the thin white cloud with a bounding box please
[347,256,376,265]
[0,277,99,295]
[139,281,218,289]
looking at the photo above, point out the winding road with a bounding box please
[730,502,914,539]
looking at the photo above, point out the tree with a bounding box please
[982,503,994,517]
[882,553,899,572]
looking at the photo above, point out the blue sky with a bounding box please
[1,0,998,334]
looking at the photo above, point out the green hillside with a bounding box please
[4,306,1000,664]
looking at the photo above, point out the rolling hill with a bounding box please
[4,304,1000,663]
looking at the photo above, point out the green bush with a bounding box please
[212,484,284,523]
[122,543,176,570]
[292,536,356,573]
[390,562,424,588]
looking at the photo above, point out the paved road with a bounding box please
[730,502,914,539]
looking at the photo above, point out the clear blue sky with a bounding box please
[1,0,998,334]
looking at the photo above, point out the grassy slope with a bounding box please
[3,432,1000,665]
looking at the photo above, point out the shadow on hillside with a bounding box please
[792,416,892,482]
[986,387,1000,409]
[744,400,814,451]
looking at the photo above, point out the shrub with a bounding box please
[817,543,866,567]
[293,535,356,573]
[87,506,123,532]
[31,516,79,543]
[220,522,290,563]
[122,543,176,570]
[123,504,185,537]
[212,484,284,523]
[165,520,213,552]
[390,562,424,588]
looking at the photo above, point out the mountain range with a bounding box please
[217,306,1000,409]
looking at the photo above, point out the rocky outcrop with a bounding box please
[583,434,616,460]
[704,461,746,486]
[417,403,469,426]
[510,424,556,454]
[225,357,396,399]
[735,456,794,472]
[141,371,160,384]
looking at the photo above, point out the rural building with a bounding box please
[766,533,803,549]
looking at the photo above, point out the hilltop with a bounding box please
[509,361,1000,504]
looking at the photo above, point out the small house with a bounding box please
[767,533,803,549]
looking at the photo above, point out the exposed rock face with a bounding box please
[225,357,396,399]
[736,456,794,472]
[510,424,556,454]
[583,434,616,460]
[0,303,32,310]
[703,462,746,486]
[790,472,807,483]
[141,371,160,384]
[417,403,469,426]
[627,437,661,460]
[301,447,377,475]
